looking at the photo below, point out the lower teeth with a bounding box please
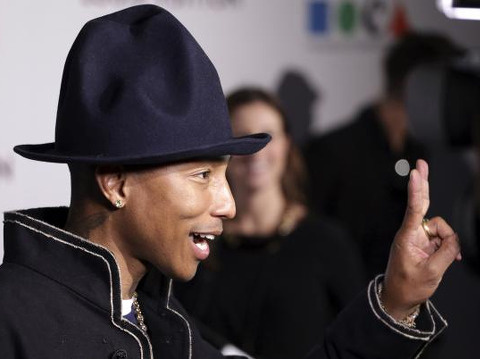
[195,241,208,250]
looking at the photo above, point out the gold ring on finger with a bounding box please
[422,218,433,238]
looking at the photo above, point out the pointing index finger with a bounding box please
[402,161,428,232]
[416,159,429,180]
[416,159,430,215]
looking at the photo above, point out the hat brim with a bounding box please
[14,133,271,165]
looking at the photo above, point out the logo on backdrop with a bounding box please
[0,156,13,181]
[307,0,409,44]
[82,0,243,9]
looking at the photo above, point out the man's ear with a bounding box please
[95,165,127,209]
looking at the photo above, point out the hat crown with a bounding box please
[55,5,232,159]
[14,5,270,164]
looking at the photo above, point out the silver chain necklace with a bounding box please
[132,292,148,333]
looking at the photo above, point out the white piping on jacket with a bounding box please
[5,211,154,359]
[367,274,448,356]
[166,279,193,359]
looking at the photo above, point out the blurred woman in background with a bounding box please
[175,88,366,359]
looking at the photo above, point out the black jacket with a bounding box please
[0,207,448,359]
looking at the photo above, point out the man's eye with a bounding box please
[196,170,211,180]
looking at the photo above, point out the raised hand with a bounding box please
[382,159,461,320]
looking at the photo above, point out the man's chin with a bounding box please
[168,264,199,282]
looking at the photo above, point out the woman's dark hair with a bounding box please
[226,87,308,206]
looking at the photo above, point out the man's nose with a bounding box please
[212,179,236,219]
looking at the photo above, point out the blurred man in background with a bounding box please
[304,32,464,278]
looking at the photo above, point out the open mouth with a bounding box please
[191,233,215,250]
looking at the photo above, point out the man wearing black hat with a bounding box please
[0,5,460,359]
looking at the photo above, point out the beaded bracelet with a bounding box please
[377,282,420,328]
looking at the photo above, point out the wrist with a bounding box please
[378,281,421,328]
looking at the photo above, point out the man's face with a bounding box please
[119,157,235,281]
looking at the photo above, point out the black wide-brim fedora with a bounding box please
[14,5,270,165]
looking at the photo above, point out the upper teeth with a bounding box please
[196,234,215,241]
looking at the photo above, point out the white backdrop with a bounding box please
[1,0,480,261]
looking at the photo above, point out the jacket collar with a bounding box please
[3,207,171,318]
